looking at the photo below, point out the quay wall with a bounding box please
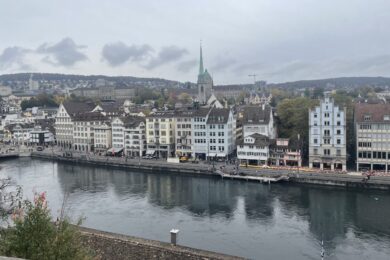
[30,153,390,190]
[79,226,244,260]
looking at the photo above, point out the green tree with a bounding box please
[277,97,319,163]
[312,87,324,99]
[178,93,191,104]
[2,192,91,260]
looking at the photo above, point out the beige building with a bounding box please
[175,110,194,157]
[146,111,176,158]
[355,103,390,172]
[94,122,112,153]
[72,112,109,152]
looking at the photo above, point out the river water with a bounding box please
[1,158,390,260]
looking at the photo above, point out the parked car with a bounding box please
[179,156,189,163]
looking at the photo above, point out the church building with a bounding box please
[197,45,214,105]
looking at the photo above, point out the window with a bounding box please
[337,130,341,135]
[384,115,390,121]
[314,114,317,118]
[324,121,330,126]
[314,138,318,144]
[324,139,330,144]
[364,115,371,121]
[324,130,330,136]
[337,139,341,145]
[336,149,341,156]
[314,149,318,155]
[324,149,330,156]
[337,121,341,126]
[324,112,330,117]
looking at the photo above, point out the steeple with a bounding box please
[199,43,204,75]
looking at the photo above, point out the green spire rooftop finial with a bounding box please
[199,41,204,75]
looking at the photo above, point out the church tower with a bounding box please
[197,45,213,104]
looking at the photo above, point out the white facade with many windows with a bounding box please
[309,95,346,171]
[146,111,176,158]
[355,103,390,172]
[192,108,235,160]
[94,123,112,153]
[237,134,269,165]
[112,116,146,157]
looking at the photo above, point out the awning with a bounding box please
[146,150,155,155]
[107,147,123,153]
[208,153,226,157]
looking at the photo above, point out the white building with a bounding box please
[112,116,146,157]
[55,101,94,149]
[239,105,276,138]
[29,129,55,145]
[237,133,270,165]
[309,95,347,171]
[192,107,235,160]
[355,103,390,172]
[4,123,34,144]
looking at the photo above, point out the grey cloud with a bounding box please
[145,45,188,69]
[210,57,236,72]
[102,42,153,66]
[0,46,31,70]
[177,59,197,73]
[37,37,87,67]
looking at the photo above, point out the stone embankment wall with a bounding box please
[79,227,244,260]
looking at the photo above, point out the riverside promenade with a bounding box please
[29,149,390,190]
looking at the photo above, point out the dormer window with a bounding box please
[364,115,371,121]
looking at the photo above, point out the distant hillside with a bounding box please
[0,73,180,88]
[269,77,390,89]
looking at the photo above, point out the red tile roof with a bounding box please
[355,103,390,123]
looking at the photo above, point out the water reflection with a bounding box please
[3,159,390,259]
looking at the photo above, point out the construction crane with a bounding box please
[248,74,257,85]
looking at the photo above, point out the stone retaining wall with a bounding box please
[79,226,244,260]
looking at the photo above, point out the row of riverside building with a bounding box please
[54,93,390,172]
[53,45,390,172]
[54,100,303,166]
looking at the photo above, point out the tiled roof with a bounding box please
[148,110,176,118]
[237,133,270,146]
[73,112,108,122]
[120,116,145,128]
[193,107,211,117]
[241,105,270,124]
[63,101,95,116]
[98,101,121,113]
[355,103,390,123]
[206,108,230,124]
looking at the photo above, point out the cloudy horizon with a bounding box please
[1,0,390,84]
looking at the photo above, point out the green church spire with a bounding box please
[199,43,204,75]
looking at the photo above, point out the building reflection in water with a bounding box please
[55,162,390,254]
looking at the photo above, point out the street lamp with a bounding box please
[297,133,301,174]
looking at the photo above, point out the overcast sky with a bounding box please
[1,0,390,84]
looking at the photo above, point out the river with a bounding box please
[1,158,390,260]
